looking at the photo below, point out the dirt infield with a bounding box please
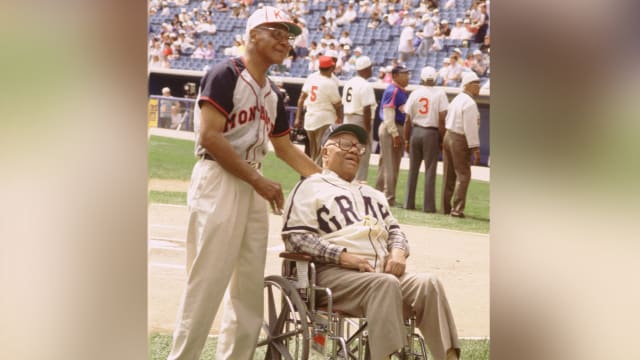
[148,203,490,338]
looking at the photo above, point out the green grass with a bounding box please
[148,135,489,233]
[149,332,489,359]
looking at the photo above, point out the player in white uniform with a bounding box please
[281,124,461,360]
[294,55,343,165]
[167,7,320,360]
[403,66,449,212]
[341,56,377,182]
[442,72,481,217]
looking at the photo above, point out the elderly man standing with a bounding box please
[282,124,461,360]
[441,72,482,218]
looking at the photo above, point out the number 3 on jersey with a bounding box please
[418,98,430,114]
[310,85,318,102]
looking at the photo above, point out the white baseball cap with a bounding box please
[355,56,372,71]
[461,71,480,86]
[473,49,482,56]
[325,49,338,58]
[443,58,451,64]
[354,46,363,53]
[453,47,462,55]
[245,6,302,38]
[420,66,437,81]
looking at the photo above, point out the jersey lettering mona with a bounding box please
[194,57,290,162]
[282,170,401,271]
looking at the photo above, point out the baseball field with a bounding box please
[147,131,490,359]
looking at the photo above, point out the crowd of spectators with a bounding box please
[148,0,490,86]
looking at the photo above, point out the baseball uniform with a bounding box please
[300,72,341,165]
[281,170,460,360]
[168,56,290,360]
[341,75,377,182]
[441,91,480,215]
[404,85,449,211]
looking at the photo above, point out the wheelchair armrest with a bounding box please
[279,252,313,262]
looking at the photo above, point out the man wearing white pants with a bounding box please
[167,6,320,360]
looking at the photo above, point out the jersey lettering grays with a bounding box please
[282,171,401,272]
[193,57,290,163]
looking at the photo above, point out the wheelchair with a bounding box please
[257,252,429,360]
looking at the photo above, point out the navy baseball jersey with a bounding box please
[193,57,290,162]
[378,82,409,125]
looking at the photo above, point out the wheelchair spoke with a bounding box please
[267,285,277,332]
[270,341,295,360]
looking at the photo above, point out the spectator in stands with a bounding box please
[192,41,207,59]
[359,0,372,16]
[149,54,164,69]
[451,48,463,64]
[308,41,320,57]
[161,1,171,16]
[387,7,400,26]
[398,18,416,62]
[293,18,309,58]
[162,42,174,59]
[214,0,230,12]
[479,34,490,53]
[472,2,489,43]
[325,4,337,21]
[230,3,242,17]
[367,3,383,29]
[200,0,213,11]
[449,18,466,40]
[308,53,319,73]
[470,49,488,76]
[345,46,363,71]
[416,14,436,57]
[335,2,357,25]
[463,53,474,69]
[338,30,353,47]
[431,29,444,51]
[437,58,451,85]
[439,19,451,37]
[204,41,215,60]
[318,15,328,32]
[376,65,411,206]
[443,55,463,86]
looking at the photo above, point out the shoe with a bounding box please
[450,211,465,218]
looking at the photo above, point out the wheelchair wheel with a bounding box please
[256,275,310,360]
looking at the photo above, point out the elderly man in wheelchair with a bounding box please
[258,124,460,360]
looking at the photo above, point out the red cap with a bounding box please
[319,55,335,69]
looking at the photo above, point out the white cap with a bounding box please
[245,6,301,38]
[463,18,470,23]
[473,49,482,56]
[443,58,450,63]
[456,18,462,23]
[161,87,171,94]
[420,66,437,81]
[461,71,480,86]
[385,65,393,73]
[355,56,372,71]
[354,46,363,53]
[453,47,462,54]
[441,19,448,24]
[343,44,350,50]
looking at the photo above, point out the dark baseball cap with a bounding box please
[391,65,410,74]
[321,124,368,146]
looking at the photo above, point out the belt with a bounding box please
[202,153,262,170]
[414,125,439,130]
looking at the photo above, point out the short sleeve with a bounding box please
[197,59,238,117]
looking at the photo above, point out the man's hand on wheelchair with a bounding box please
[339,251,375,272]
[384,248,407,277]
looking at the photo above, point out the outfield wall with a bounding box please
[148,69,491,166]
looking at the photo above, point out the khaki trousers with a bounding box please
[344,114,372,182]
[168,160,268,360]
[375,123,405,205]
[315,265,460,360]
[441,131,471,215]
[306,124,332,166]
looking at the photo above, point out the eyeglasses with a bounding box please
[326,138,366,155]
[256,26,296,45]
